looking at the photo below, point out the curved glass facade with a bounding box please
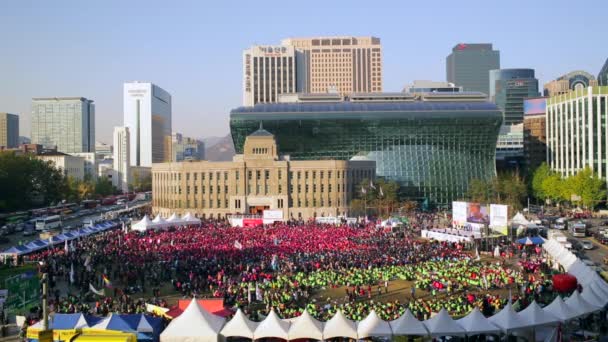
[230,101,502,205]
[599,58,608,86]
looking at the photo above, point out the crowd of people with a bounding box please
[22,215,558,322]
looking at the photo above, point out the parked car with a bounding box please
[22,229,36,236]
[581,240,595,250]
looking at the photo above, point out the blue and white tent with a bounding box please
[1,245,31,256]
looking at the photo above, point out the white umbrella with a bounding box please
[389,309,428,336]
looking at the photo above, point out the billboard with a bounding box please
[263,210,283,220]
[490,204,509,235]
[467,203,489,224]
[452,201,468,226]
[524,98,546,115]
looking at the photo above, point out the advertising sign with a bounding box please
[4,270,39,309]
[452,201,468,227]
[490,204,509,235]
[523,98,547,115]
[467,203,489,224]
[243,219,263,228]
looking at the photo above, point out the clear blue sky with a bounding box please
[1,0,606,143]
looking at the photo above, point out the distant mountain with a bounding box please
[204,134,235,161]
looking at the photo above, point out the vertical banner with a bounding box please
[452,201,468,227]
[490,204,509,235]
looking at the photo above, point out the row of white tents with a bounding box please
[161,276,608,342]
[132,213,201,231]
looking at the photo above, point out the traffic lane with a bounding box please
[561,229,608,270]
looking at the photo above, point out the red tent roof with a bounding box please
[166,298,233,319]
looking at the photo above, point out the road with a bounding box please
[558,218,608,273]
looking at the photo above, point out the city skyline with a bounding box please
[1,0,607,143]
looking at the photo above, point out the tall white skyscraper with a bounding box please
[242,45,296,106]
[123,82,172,167]
[113,126,130,193]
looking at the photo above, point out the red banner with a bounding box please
[243,219,263,227]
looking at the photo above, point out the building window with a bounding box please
[320,171,324,179]
[256,170,261,180]
[328,184,332,193]
[305,171,309,179]
[209,186,213,193]
[209,172,213,180]
[186,173,190,181]
[278,170,282,180]
[248,170,252,180]
[194,186,198,194]
[305,184,309,192]
[265,184,269,194]
[256,184,260,194]
[224,172,228,181]
[201,173,205,180]
[236,170,240,180]
[313,171,316,179]
[194,173,197,181]
[225,185,228,193]
[265,170,270,180]
[297,171,301,180]
[186,186,190,194]
[278,184,282,194]
[202,186,206,194]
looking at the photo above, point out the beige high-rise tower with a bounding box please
[282,36,382,95]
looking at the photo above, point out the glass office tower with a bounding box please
[31,97,95,153]
[489,69,539,125]
[599,58,608,86]
[446,43,500,95]
[230,93,502,205]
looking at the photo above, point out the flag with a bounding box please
[475,247,480,261]
[255,283,263,301]
[102,274,113,288]
[69,263,75,285]
[89,283,105,296]
[369,180,376,190]
[379,187,384,197]
[64,240,69,255]
[84,255,92,272]
[234,241,243,250]
[271,254,278,270]
[361,187,367,194]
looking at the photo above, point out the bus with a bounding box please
[570,222,587,238]
[35,215,62,231]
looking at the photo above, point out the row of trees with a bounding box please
[531,163,605,209]
[350,178,402,217]
[466,172,528,213]
[0,152,123,212]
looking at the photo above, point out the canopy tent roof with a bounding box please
[1,245,30,255]
[166,213,182,223]
[564,290,602,317]
[219,309,258,339]
[517,301,560,327]
[25,240,49,252]
[90,314,135,332]
[488,302,532,332]
[323,310,358,339]
[121,314,161,334]
[543,296,578,322]
[511,212,529,225]
[456,307,501,335]
[581,284,608,308]
[287,310,324,340]
[423,309,466,337]
[181,212,202,225]
[152,214,166,224]
[517,236,545,245]
[253,310,290,340]
[132,215,153,232]
[50,313,98,330]
[389,309,428,336]
[357,310,392,338]
[160,298,226,342]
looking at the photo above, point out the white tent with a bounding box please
[581,284,608,307]
[287,310,324,340]
[166,213,182,224]
[132,215,152,232]
[357,310,392,338]
[564,290,602,317]
[220,309,258,339]
[181,212,202,225]
[423,309,466,337]
[389,309,428,336]
[456,307,501,336]
[488,302,531,333]
[323,310,358,339]
[517,301,560,327]
[543,296,578,322]
[160,298,226,342]
[590,282,608,301]
[511,212,529,225]
[253,310,290,340]
[152,214,167,225]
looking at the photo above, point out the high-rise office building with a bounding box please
[489,69,539,125]
[242,46,297,106]
[113,126,130,193]
[0,113,19,148]
[599,57,608,86]
[123,82,172,167]
[171,133,205,162]
[523,97,547,173]
[547,86,608,179]
[31,97,95,153]
[446,43,500,95]
[544,71,597,96]
[95,141,113,160]
[282,36,382,96]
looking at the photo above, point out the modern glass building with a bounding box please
[489,69,539,125]
[31,97,95,153]
[599,58,608,86]
[446,43,500,95]
[230,93,502,205]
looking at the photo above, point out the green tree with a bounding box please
[565,167,606,208]
[0,152,68,212]
[94,177,116,197]
[531,163,553,201]
[466,171,527,213]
